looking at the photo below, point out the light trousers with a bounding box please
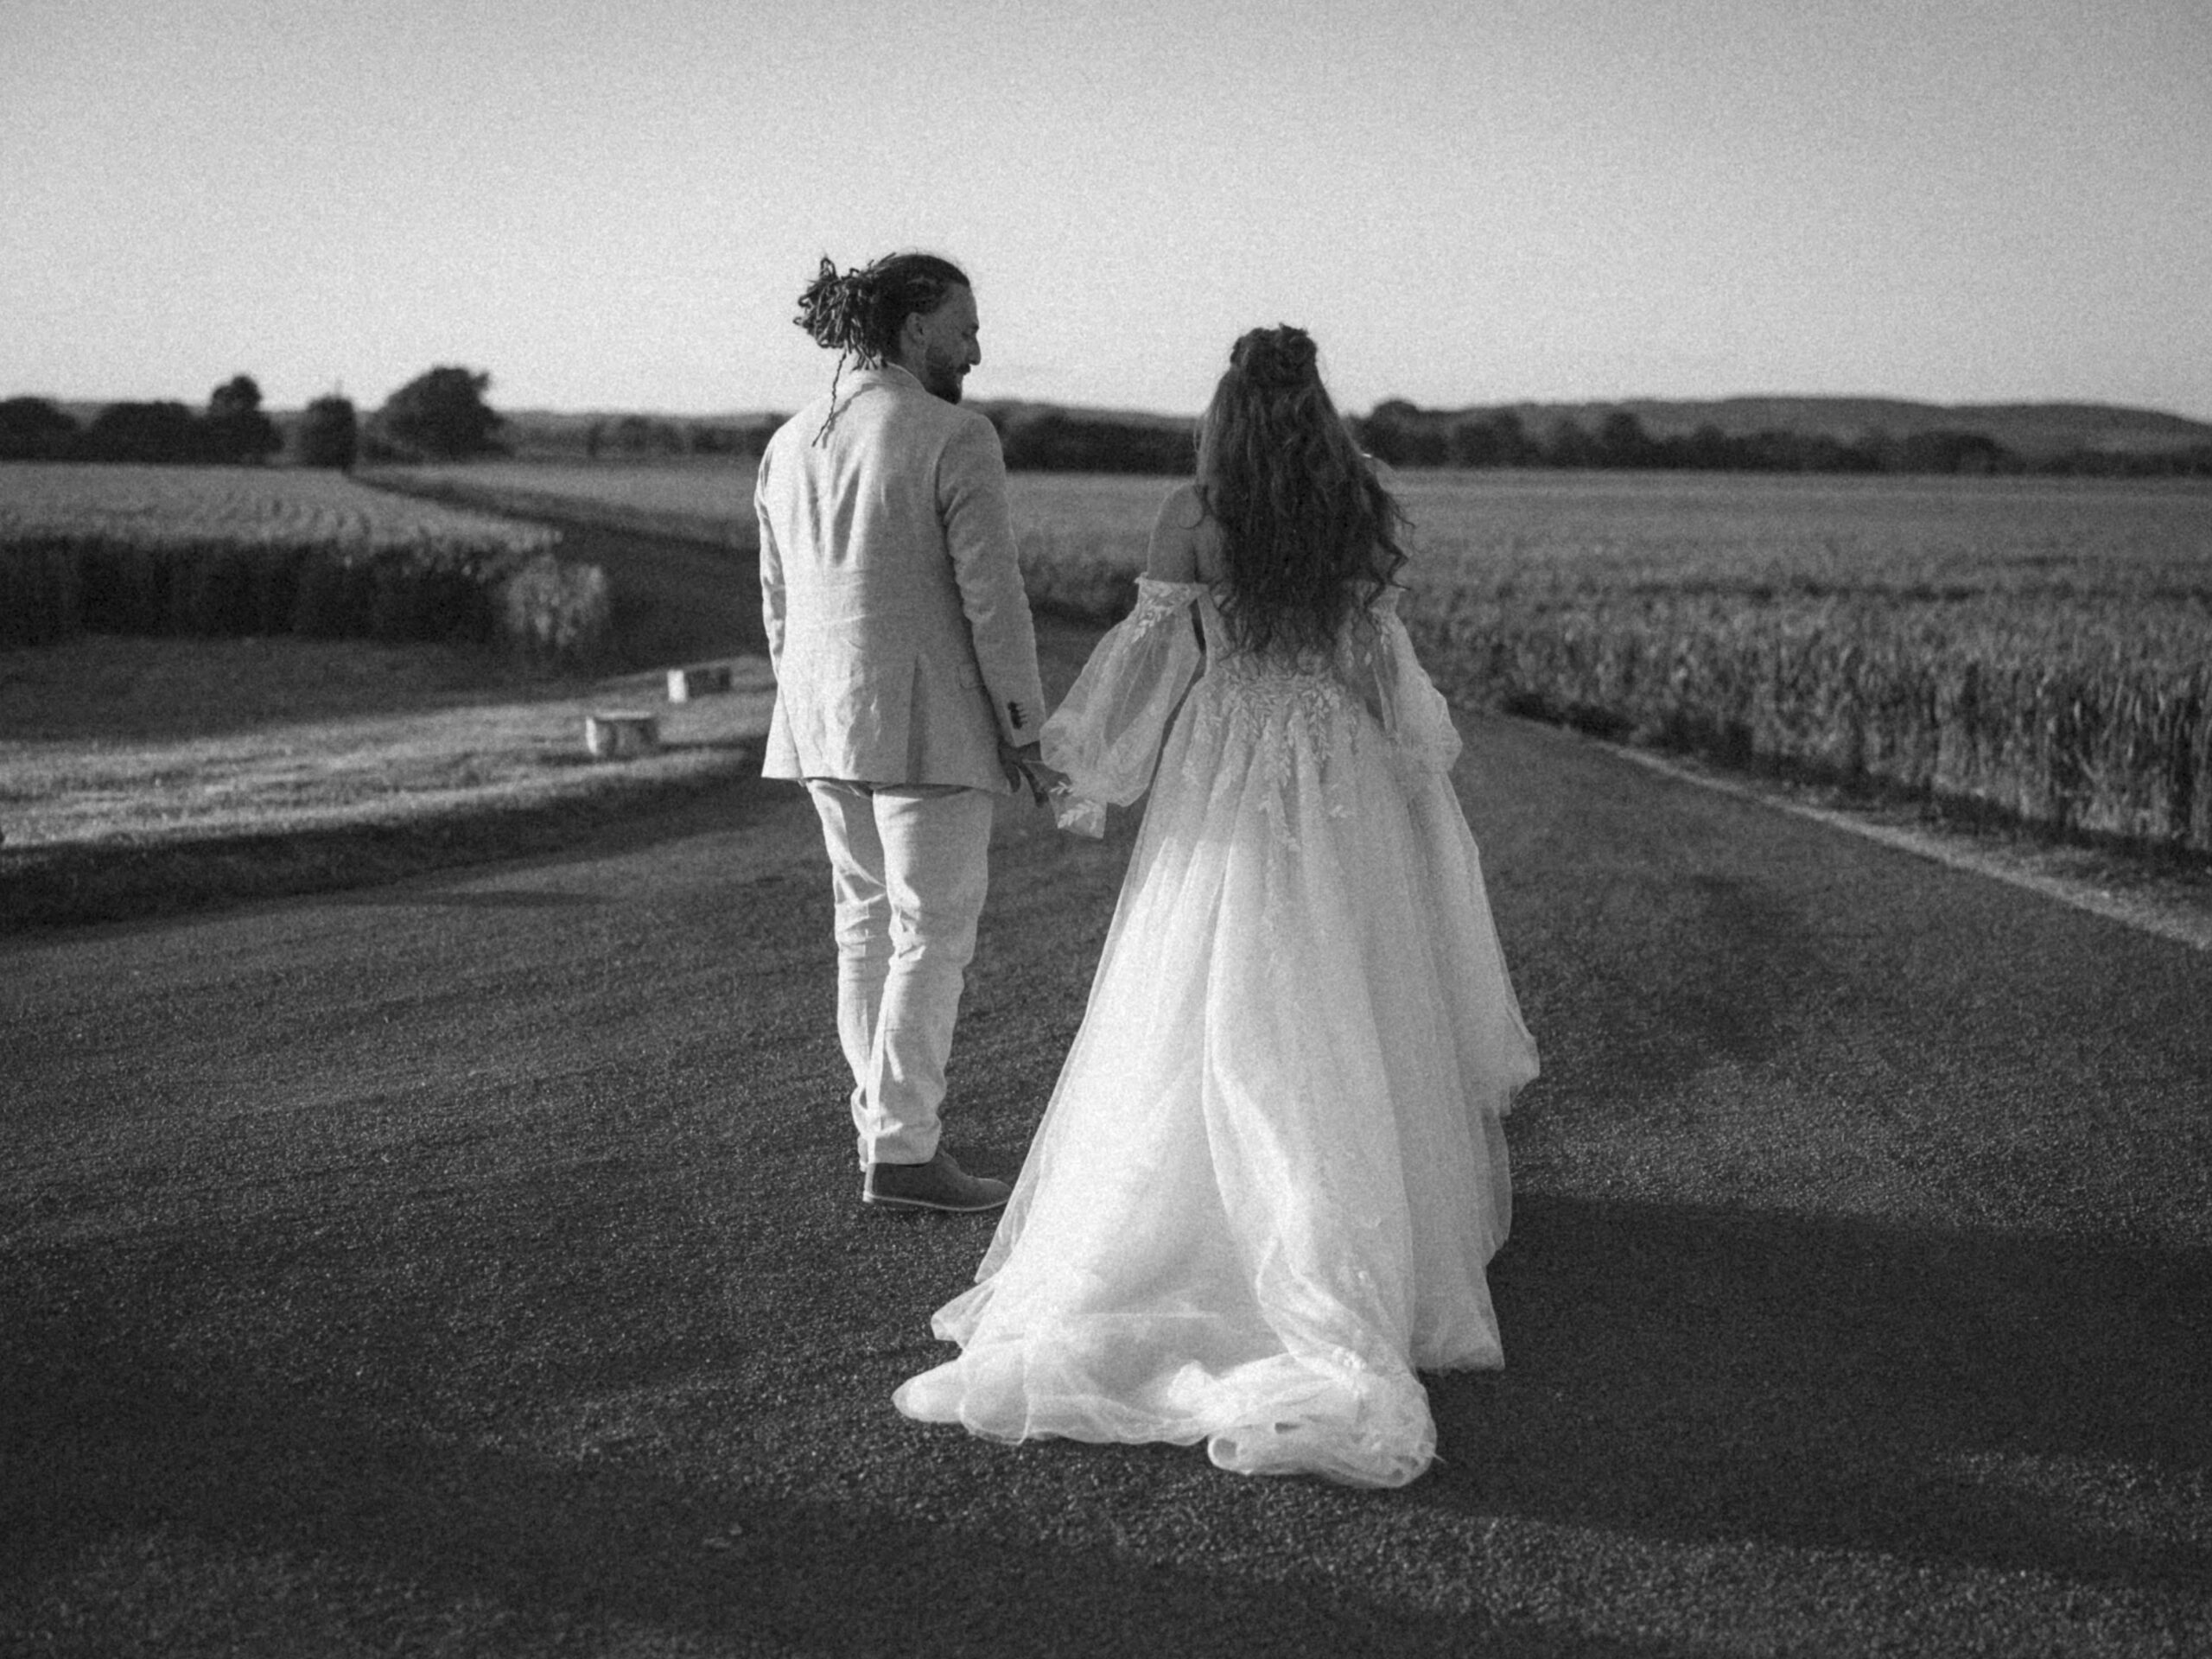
[805,780,996,1168]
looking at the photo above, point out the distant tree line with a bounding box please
[0,376,284,467]
[983,405,1194,474]
[1349,401,2212,479]
[16,373,2205,480]
[534,405,1189,470]
[574,414,785,461]
[1,366,511,472]
[975,399,2212,479]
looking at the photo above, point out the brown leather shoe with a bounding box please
[862,1150,1011,1214]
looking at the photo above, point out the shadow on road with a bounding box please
[1429,1194,2211,1594]
[1,1292,1668,1657]
[4,1185,2202,1653]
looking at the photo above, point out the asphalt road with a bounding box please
[3,623,2209,1656]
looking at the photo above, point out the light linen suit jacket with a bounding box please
[754,365,1046,791]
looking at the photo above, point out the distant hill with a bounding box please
[498,406,790,434]
[1437,397,2212,461]
[497,399,1190,470]
[970,398,1192,430]
[483,408,786,461]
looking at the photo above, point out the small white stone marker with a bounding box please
[666,664,734,702]
[585,712,659,760]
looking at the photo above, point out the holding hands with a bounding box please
[998,739,1061,805]
[998,739,1104,837]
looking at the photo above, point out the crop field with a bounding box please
[367,459,754,550]
[1388,473,2212,855]
[336,459,2212,856]
[0,461,562,556]
[365,461,1166,582]
[995,468,2212,856]
[0,462,606,662]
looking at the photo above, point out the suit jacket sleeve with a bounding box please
[937,416,1046,746]
[753,451,786,675]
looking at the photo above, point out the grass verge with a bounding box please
[2,569,771,930]
[0,755,760,930]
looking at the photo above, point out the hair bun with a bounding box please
[1231,325,1318,391]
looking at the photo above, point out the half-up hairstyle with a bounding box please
[1194,325,1409,656]
[794,251,970,440]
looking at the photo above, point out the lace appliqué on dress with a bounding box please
[1123,578,1204,637]
[1184,656,1368,853]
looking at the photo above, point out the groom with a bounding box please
[753,251,1048,1214]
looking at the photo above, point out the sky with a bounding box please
[4,0,2209,422]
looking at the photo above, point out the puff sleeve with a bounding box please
[1040,579,1205,807]
[1343,589,1464,779]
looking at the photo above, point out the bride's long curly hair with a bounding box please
[792,251,969,440]
[1195,326,1409,655]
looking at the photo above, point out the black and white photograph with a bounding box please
[3,2,2209,1654]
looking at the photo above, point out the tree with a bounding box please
[203,374,282,463]
[1543,417,1596,467]
[1449,410,1529,467]
[1353,400,1449,467]
[0,397,80,460]
[81,401,200,462]
[1899,429,2014,475]
[1594,410,1656,468]
[296,394,359,469]
[610,413,683,456]
[1681,423,1736,470]
[375,366,504,460]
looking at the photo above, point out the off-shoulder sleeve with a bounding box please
[1344,590,1463,777]
[1041,578,1205,806]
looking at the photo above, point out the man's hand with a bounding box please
[998,739,1063,805]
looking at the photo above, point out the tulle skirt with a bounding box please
[895,664,1537,1486]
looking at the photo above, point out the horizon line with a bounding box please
[15,388,2212,432]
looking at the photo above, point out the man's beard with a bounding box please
[920,347,966,404]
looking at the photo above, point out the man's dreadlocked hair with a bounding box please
[793,251,970,441]
[1195,325,1409,657]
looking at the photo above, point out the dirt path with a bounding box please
[4,624,2208,1655]
[549,518,764,671]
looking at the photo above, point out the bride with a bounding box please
[894,326,1539,1487]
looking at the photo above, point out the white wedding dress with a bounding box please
[893,578,1539,1487]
